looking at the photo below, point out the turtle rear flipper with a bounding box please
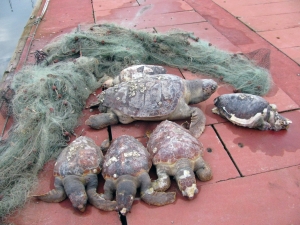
[34,177,66,203]
[139,172,176,206]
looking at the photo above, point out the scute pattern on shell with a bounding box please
[102,135,151,179]
[147,120,203,164]
[98,74,184,117]
[214,93,270,120]
[54,136,103,177]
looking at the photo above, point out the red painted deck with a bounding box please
[4,0,300,224]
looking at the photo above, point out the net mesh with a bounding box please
[0,57,100,220]
[43,24,273,95]
[0,23,273,220]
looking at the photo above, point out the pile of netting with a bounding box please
[0,57,100,220]
[43,24,272,95]
[0,23,272,220]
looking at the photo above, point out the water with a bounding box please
[0,0,38,78]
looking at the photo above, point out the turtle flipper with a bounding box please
[141,189,176,206]
[101,179,116,200]
[189,107,206,138]
[34,177,66,203]
[194,158,212,182]
[139,172,176,206]
[87,191,117,211]
[86,175,117,211]
[85,112,118,129]
[152,166,171,192]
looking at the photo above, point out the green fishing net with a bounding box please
[0,23,272,220]
[44,24,272,94]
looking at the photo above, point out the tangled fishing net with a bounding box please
[0,23,272,220]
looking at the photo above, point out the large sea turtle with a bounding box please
[147,120,212,198]
[100,135,176,215]
[34,136,117,212]
[212,93,292,130]
[86,74,217,138]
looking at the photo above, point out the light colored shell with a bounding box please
[102,135,151,179]
[147,120,203,165]
[98,74,184,118]
[54,136,103,177]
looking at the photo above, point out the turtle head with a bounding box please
[102,79,114,88]
[273,113,292,131]
[174,159,198,199]
[176,169,198,199]
[99,75,115,88]
[64,176,88,212]
[266,105,292,131]
[116,177,137,215]
[186,79,217,104]
[68,190,88,212]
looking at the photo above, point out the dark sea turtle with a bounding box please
[212,93,292,130]
[147,120,212,198]
[100,135,176,215]
[86,74,217,138]
[34,136,116,212]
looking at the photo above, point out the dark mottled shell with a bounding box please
[54,136,103,177]
[147,120,203,165]
[214,93,270,120]
[99,74,184,117]
[102,135,151,179]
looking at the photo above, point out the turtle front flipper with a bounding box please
[189,107,206,138]
[101,179,116,200]
[139,172,176,206]
[86,175,117,211]
[85,112,119,129]
[34,177,66,203]
[152,165,171,192]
